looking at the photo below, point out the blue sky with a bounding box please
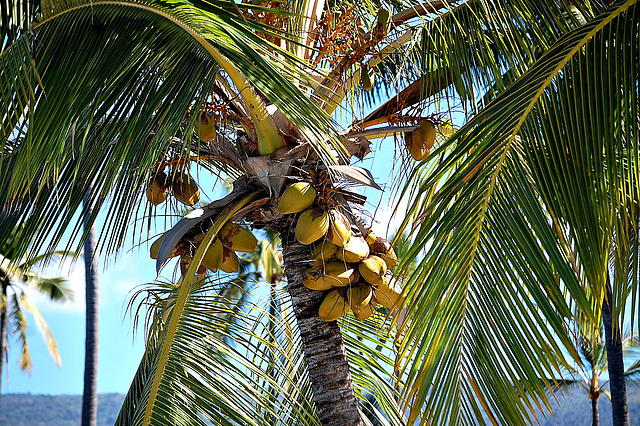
[2,137,406,397]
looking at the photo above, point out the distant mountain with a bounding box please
[1,388,639,425]
[0,393,124,426]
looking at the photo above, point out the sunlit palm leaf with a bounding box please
[8,292,32,371]
[23,275,73,302]
[395,1,639,424]
[0,0,342,263]
[18,290,62,366]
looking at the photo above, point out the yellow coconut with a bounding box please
[219,222,258,253]
[407,119,436,161]
[146,171,170,206]
[303,261,357,290]
[295,208,330,245]
[277,182,317,214]
[325,209,351,247]
[336,235,370,263]
[375,276,404,309]
[202,238,224,272]
[365,232,397,269]
[319,289,349,322]
[198,112,217,142]
[354,300,376,321]
[172,173,200,206]
[219,247,240,273]
[309,240,339,266]
[346,283,373,314]
[358,255,387,286]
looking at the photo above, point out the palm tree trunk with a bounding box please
[81,208,99,426]
[0,278,8,412]
[281,235,363,426]
[602,276,629,426]
[591,396,599,426]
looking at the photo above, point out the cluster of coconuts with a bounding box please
[405,119,437,161]
[149,221,258,277]
[146,110,218,208]
[277,182,403,322]
[146,169,201,207]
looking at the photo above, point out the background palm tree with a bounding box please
[2,0,638,425]
[82,198,99,426]
[553,326,640,426]
[0,229,73,411]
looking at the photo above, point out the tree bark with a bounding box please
[0,279,8,412]
[591,396,599,426]
[81,211,99,426]
[281,233,363,426]
[602,276,629,426]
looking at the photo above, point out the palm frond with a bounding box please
[8,291,32,371]
[394,1,640,424]
[18,290,62,366]
[23,274,73,302]
[1,0,343,264]
[117,276,318,426]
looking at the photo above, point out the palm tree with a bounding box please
[2,0,638,425]
[553,326,640,426]
[82,200,99,426]
[0,231,73,411]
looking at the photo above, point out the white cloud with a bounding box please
[24,249,160,315]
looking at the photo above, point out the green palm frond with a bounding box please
[23,274,73,302]
[394,1,639,424]
[340,312,406,425]
[119,276,404,425]
[347,0,604,129]
[118,279,320,426]
[1,0,344,262]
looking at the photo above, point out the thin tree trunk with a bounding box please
[281,233,363,426]
[0,279,8,412]
[602,276,629,426]
[591,396,599,426]
[81,208,99,426]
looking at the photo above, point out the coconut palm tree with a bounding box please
[81,201,99,426]
[2,0,638,425]
[552,326,640,426]
[0,230,73,411]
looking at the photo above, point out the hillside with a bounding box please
[1,389,639,424]
[0,393,124,426]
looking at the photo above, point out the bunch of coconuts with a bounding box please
[277,182,403,322]
[150,221,258,277]
[147,169,201,207]
[146,111,219,208]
